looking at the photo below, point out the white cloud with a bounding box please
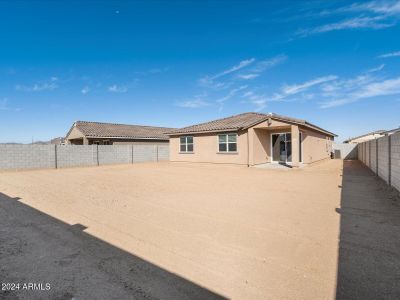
[241,90,268,111]
[237,74,259,80]
[297,1,400,37]
[216,85,248,111]
[367,64,385,72]
[252,55,287,73]
[108,84,128,93]
[298,16,393,36]
[237,55,287,80]
[176,94,210,108]
[212,58,256,79]
[81,86,90,95]
[345,1,400,15]
[378,50,400,58]
[321,77,400,108]
[15,78,58,92]
[198,58,255,88]
[281,75,337,95]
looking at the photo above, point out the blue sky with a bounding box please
[1,0,400,143]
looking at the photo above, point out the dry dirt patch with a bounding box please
[0,160,344,299]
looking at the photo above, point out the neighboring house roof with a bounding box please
[167,112,337,137]
[343,130,386,143]
[384,127,400,135]
[66,121,175,140]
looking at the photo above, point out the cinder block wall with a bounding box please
[0,144,56,170]
[392,133,400,191]
[378,136,389,183]
[370,140,377,174]
[133,145,157,162]
[57,145,98,168]
[365,141,369,167]
[358,131,400,192]
[98,145,132,165]
[158,145,170,161]
[0,144,170,170]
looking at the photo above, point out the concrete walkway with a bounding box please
[336,160,400,299]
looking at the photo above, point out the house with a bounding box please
[343,130,386,144]
[167,112,336,166]
[50,137,66,145]
[65,121,175,145]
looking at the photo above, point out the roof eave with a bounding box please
[167,128,240,136]
[84,136,169,140]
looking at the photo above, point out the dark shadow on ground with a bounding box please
[336,160,400,299]
[0,192,227,300]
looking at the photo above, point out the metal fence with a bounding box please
[0,144,169,170]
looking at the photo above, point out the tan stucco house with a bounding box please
[167,112,336,167]
[65,121,175,145]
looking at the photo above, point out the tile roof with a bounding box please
[167,112,336,137]
[69,121,175,140]
[343,130,386,143]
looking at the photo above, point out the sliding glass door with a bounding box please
[271,133,292,163]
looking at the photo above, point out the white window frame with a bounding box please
[180,136,194,153]
[218,133,238,153]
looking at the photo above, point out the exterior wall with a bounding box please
[252,129,270,165]
[98,145,132,165]
[370,140,377,174]
[0,144,56,170]
[333,143,358,160]
[0,144,169,170]
[378,136,389,183]
[301,128,332,164]
[170,122,333,165]
[365,141,370,168]
[66,126,84,140]
[392,133,400,191]
[57,145,98,168]
[358,132,400,192]
[169,130,249,165]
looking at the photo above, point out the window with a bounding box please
[218,133,237,152]
[180,136,193,152]
[103,140,112,145]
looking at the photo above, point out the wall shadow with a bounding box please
[336,160,400,299]
[0,192,227,300]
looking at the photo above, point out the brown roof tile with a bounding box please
[167,112,336,137]
[71,121,175,140]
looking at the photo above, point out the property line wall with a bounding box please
[358,131,400,192]
[333,143,358,160]
[0,144,169,170]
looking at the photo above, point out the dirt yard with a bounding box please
[1,160,399,299]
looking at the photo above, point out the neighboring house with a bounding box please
[343,130,386,144]
[65,121,175,145]
[51,137,66,145]
[167,112,336,166]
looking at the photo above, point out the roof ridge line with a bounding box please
[75,120,174,129]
